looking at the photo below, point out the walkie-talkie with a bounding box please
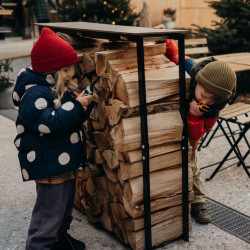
[84,75,101,96]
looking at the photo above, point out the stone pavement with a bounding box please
[0,37,249,250]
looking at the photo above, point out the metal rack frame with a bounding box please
[37,22,189,249]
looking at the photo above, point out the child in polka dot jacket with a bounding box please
[12,27,93,249]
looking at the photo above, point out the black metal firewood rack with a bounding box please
[36,22,189,249]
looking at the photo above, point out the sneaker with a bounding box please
[52,233,85,250]
[191,202,211,224]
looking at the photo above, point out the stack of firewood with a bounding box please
[61,33,193,250]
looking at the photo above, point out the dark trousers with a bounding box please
[26,179,76,250]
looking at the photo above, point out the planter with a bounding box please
[162,17,175,29]
[0,86,14,109]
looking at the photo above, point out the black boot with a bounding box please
[51,233,85,250]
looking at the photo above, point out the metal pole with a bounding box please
[177,33,189,241]
[136,35,152,249]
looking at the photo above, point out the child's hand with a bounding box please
[153,24,166,29]
[74,90,93,108]
[189,100,204,116]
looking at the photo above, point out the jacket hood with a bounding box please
[12,67,55,107]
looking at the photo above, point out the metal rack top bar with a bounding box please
[36,22,188,39]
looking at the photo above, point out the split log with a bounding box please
[107,55,174,90]
[102,163,119,183]
[106,99,180,127]
[82,41,132,74]
[124,205,183,231]
[95,43,166,75]
[124,166,193,207]
[108,180,116,197]
[127,216,189,250]
[122,142,180,163]
[102,149,119,169]
[100,211,113,232]
[114,223,129,244]
[123,191,194,219]
[91,120,103,130]
[94,148,104,164]
[86,178,96,196]
[114,183,124,203]
[95,176,109,198]
[93,130,112,152]
[110,111,183,152]
[119,150,183,180]
[111,201,129,224]
[87,162,105,177]
[115,66,190,108]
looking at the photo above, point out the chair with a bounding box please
[206,102,250,181]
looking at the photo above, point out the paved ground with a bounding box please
[0,37,249,250]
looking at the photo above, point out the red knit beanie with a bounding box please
[31,27,79,72]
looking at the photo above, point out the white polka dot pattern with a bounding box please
[58,153,70,165]
[27,150,36,162]
[61,102,74,111]
[46,75,55,84]
[17,125,24,134]
[38,124,50,133]
[15,138,21,147]
[22,169,29,180]
[51,111,55,116]
[25,84,37,90]
[70,132,79,144]
[35,98,47,110]
[13,91,20,102]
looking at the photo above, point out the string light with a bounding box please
[75,1,79,5]
[112,10,115,13]
[103,1,107,4]
[124,17,127,20]
[112,21,115,25]
[121,10,124,14]
[83,14,86,17]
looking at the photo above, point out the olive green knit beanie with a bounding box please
[195,61,236,101]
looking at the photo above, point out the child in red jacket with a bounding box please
[154,25,236,223]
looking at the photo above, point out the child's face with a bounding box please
[195,83,215,106]
[58,65,75,83]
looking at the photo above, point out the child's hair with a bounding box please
[196,61,236,102]
[54,71,78,109]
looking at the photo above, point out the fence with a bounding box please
[130,0,220,29]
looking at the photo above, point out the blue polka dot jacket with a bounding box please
[12,68,93,181]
